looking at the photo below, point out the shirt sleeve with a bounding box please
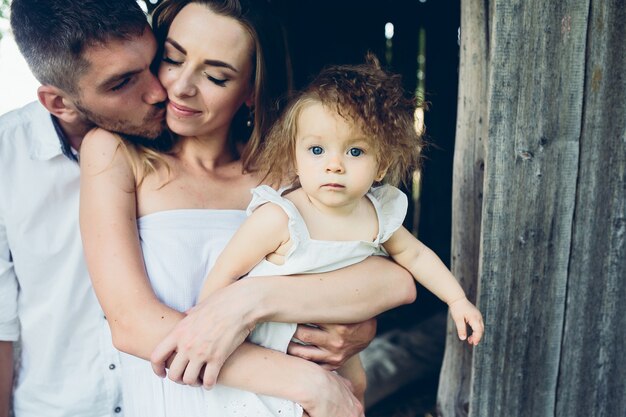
[0,214,19,341]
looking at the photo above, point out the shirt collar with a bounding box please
[25,101,78,162]
[50,115,79,162]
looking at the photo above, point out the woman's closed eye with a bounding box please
[205,73,228,87]
[162,56,182,66]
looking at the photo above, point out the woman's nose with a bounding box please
[170,69,197,98]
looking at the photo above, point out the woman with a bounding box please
[79,1,414,416]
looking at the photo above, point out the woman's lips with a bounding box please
[168,101,201,117]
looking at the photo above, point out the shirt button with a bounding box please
[114,406,122,413]
[109,364,116,370]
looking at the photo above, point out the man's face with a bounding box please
[72,29,167,139]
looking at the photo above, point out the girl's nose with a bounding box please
[325,154,344,173]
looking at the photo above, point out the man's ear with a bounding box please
[37,85,81,124]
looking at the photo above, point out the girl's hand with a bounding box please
[448,297,484,346]
[301,369,365,417]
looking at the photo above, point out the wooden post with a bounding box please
[555,1,626,416]
[437,0,489,414]
[436,0,624,414]
[471,0,589,415]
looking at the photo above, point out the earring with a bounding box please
[246,107,254,128]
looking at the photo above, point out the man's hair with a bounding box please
[10,0,149,94]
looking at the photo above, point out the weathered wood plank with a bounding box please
[436,0,488,415]
[470,1,589,416]
[556,1,626,416]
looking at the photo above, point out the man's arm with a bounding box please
[0,342,12,417]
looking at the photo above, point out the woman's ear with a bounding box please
[244,90,255,108]
[37,85,81,124]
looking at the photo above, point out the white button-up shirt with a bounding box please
[0,102,123,417]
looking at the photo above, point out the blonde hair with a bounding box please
[258,55,423,187]
[113,136,173,187]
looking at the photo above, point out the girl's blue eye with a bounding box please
[309,146,324,155]
[349,148,364,157]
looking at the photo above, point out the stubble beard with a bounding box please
[74,101,166,140]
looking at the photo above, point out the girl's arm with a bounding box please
[79,129,364,417]
[383,226,484,345]
[197,203,290,301]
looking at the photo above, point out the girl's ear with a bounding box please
[375,164,389,182]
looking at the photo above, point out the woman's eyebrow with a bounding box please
[165,38,238,72]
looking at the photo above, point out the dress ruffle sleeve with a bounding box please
[370,184,409,243]
[246,185,307,257]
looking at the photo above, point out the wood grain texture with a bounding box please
[555,1,626,416]
[437,0,489,415]
[470,0,589,416]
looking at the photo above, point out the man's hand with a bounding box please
[287,318,377,370]
[150,286,255,389]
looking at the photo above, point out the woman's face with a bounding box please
[158,3,255,139]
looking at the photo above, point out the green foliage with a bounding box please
[0,0,8,18]
[0,0,10,40]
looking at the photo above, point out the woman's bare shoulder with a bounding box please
[80,128,132,176]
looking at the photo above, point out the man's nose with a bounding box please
[144,73,167,105]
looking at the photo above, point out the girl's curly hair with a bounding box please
[258,53,424,187]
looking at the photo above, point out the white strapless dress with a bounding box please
[120,209,302,417]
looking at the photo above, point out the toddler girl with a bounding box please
[197,55,484,404]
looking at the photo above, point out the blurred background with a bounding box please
[0,1,460,415]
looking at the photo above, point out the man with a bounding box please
[1,1,164,415]
[1,1,416,416]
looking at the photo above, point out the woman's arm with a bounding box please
[151,255,415,383]
[216,343,364,417]
[79,128,183,359]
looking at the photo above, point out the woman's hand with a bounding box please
[301,369,365,417]
[448,297,484,346]
[150,284,255,388]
